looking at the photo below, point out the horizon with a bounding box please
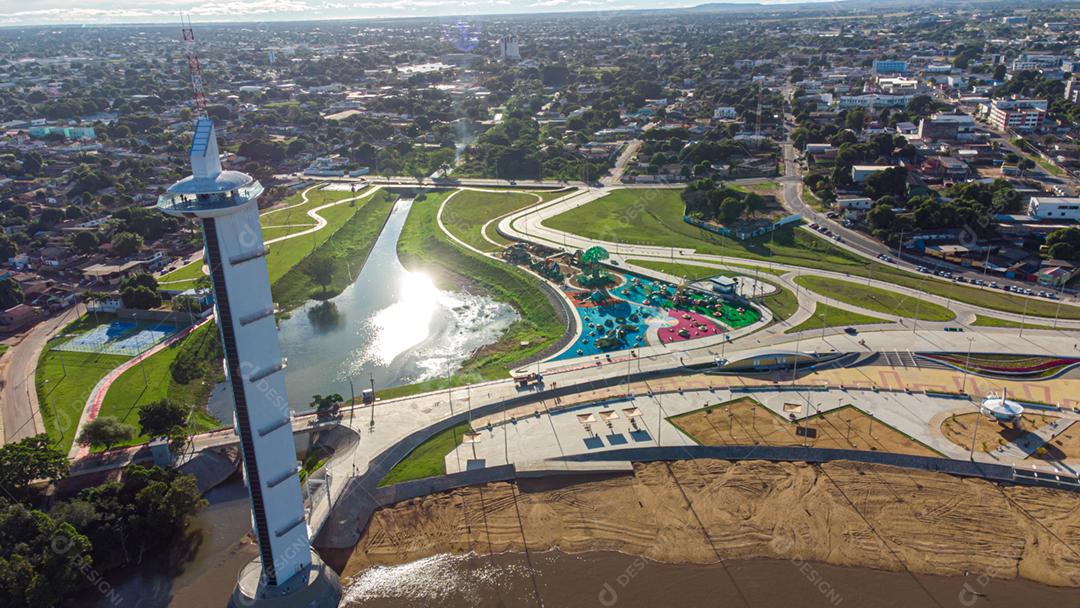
[3,0,835,28]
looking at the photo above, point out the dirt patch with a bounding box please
[670,397,939,457]
[342,459,1080,587]
[941,412,1077,459]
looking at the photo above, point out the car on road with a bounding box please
[844,327,859,335]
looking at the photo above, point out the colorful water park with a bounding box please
[554,270,761,360]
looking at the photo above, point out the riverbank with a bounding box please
[341,459,1080,588]
[395,191,569,384]
[273,189,398,313]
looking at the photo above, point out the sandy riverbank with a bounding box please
[341,459,1080,587]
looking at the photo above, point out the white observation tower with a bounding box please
[158,118,340,607]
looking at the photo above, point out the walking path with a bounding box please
[496,186,1080,330]
[62,185,385,455]
[158,184,383,286]
[69,318,211,459]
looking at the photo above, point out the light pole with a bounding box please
[912,298,920,334]
[969,409,982,461]
[961,336,974,395]
[347,376,356,428]
[1018,298,1029,337]
[133,313,148,387]
[368,373,375,429]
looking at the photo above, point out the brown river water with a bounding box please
[98,476,1075,608]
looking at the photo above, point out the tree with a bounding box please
[864,166,908,200]
[743,192,766,218]
[1045,227,1080,261]
[119,286,160,310]
[310,393,343,417]
[0,435,68,498]
[110,231,143,257]
[0,278,23,309]
[120,273,161,310]
[0,234,16,259]
[993,64,1007,81]
[39,207,64,226]
[72,231,99,254]
[304,256,335,293]
[0,501,93,608]
[137,399,188,439]
[77,417,134,450]
[867,204,896,231]
[718,197,745,225]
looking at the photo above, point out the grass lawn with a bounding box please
[398,190,565,381]
[442,189,543,252]
[157,259,206,290]
[970,315,1055,330]
[158,186,373,292]
[36,348,129,453]
[379,422,471,486]
[763,283,801,324]
[793,275,955,322]
[626,258,801,324]
[802,187,825,210]
[95,323,223,450]
[544,188,1080,320]
[271,190,397,311]
[785,302,888,334]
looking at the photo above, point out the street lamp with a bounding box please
[961,336,974,395]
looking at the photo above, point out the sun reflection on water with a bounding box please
[367,270,440,366]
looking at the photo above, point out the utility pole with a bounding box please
[961,336,974,395]
[969,409,982,461]
[368,373,375,428]
[1018,298,1029,337]
[347,376,356,428]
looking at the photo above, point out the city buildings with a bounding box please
[1028,196,1080,221]
[872,59,908,74]
[987,98,1048,132]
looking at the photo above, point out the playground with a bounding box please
[553,270,761,360]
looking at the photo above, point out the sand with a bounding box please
[940,412,1080,460]
[670,398,940,457]
[342,459,1080,587]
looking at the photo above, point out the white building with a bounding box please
[1066,79,1080,105]
[1028,197,1080,221]
[498,35,520,62]
[712,106,737,120]
[837,197,873,210]
[987,98,1047,132]
[837,94,913,109]
[851,165,895,183]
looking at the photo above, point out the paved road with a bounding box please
[497,185,1080,326]
[1,303,84,443]
[780,115,1078,301]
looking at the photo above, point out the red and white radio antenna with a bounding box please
[181,14,209,117]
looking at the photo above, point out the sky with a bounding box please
[0,0,814,27]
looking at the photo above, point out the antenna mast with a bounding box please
[181,14,209,117]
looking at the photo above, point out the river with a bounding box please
[341,550,1078,608]
[208,195,517,419]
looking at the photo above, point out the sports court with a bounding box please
[54,319,182,356]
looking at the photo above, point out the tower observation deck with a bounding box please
[158,118,340,607]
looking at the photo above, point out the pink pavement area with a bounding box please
[657,310,723,344]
